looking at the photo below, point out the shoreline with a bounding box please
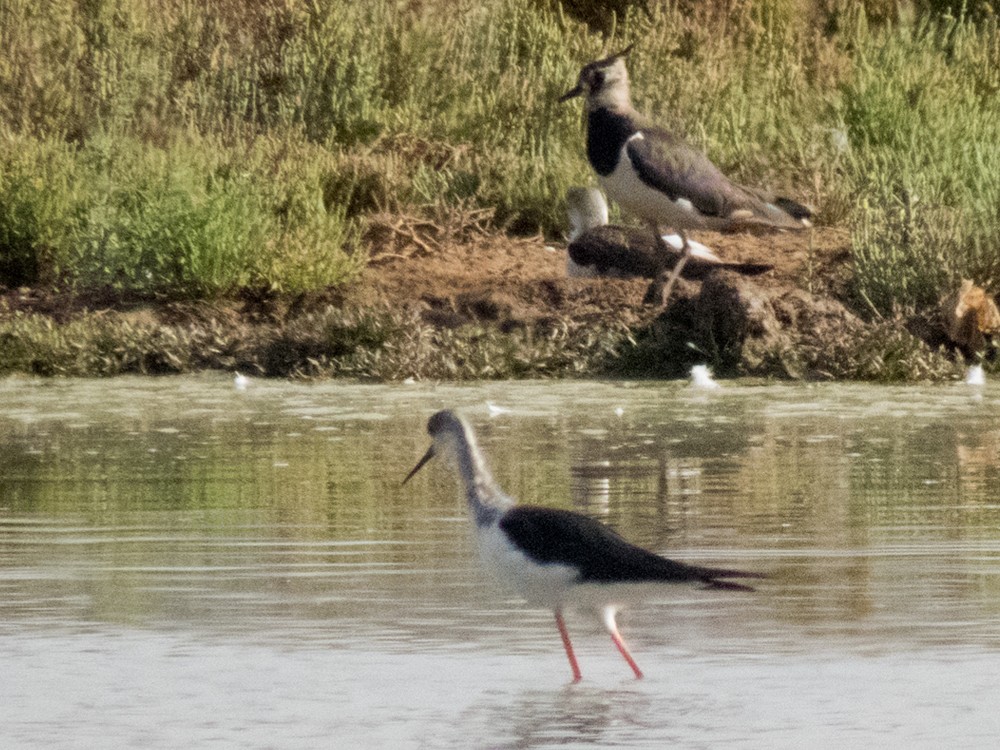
[0,219,972,382]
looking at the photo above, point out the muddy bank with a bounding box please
[0,219,973,381]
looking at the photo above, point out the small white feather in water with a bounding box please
[234,372,249,391]
[487,402,511,417]
[965,365,985,386]
[689,365,720,389]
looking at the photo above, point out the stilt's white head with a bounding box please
[403,410,470,482]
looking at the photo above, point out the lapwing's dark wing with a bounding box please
[568,226,664,278]
[627,129,807,229]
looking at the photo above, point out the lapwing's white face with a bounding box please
[575,57,631,111]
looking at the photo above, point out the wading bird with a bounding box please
[403,409,762,681]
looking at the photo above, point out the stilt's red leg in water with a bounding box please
[603,607,643,679]
[555,611,582,682]
[609,629,644,679]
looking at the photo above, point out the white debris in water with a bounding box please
[689,364,720,389]
[234,372,249,391]
[965,365,985,386]
[486,401,511,417]
[614,406,625,417]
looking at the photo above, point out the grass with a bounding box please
[1,0,999,376]
[844,13,1000,312]
[0,131,364,294]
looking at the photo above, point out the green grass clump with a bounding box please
[0,132,363,294]
[843,14,1000,313]
[267,306,631,380]
[0,310,201,376]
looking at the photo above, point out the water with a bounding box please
[2,376,999,748]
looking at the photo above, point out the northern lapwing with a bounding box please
[560,45,812,302]
[565,186,772,282]
[403,409,762,682]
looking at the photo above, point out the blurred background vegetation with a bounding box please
[1,0,998,313]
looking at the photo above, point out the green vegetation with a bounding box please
[0,304,632,379]
[1,1,998,378]
[0,291,962,381]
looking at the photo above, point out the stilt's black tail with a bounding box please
[699,568,767,593]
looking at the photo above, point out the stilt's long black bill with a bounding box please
[403,446,435,484]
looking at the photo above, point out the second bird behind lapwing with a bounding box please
[404,409,762,682]
[565,186,772,282]
[560,45,812,302]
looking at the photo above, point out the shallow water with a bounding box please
[2,376,999,748]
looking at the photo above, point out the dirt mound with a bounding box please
[351,217,853,334]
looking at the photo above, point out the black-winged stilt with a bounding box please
[403,409,762,681]
[560,45,811,302]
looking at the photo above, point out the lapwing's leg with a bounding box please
[602,606,644,679]
[657,229,692,307]
[555,610,583,682]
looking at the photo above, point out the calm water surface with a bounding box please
[2,376,999,748]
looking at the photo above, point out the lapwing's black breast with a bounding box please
[587,108,638,176]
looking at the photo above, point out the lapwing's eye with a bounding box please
[591,70,605,90]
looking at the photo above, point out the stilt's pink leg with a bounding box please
[555,611,582,682]
[609,629,644,679]
[603,607,643,679]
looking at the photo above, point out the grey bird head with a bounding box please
[559,44,634,111]
[566,187,609,242]
[403,409,469,484]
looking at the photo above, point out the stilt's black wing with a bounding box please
[499,506,761,590]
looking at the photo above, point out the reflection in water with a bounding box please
[569,460,611,514]
[471,685,655,749]
[2,377,1000,747]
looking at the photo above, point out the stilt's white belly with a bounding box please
[475,524,578,608]
[475,523,695,612]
